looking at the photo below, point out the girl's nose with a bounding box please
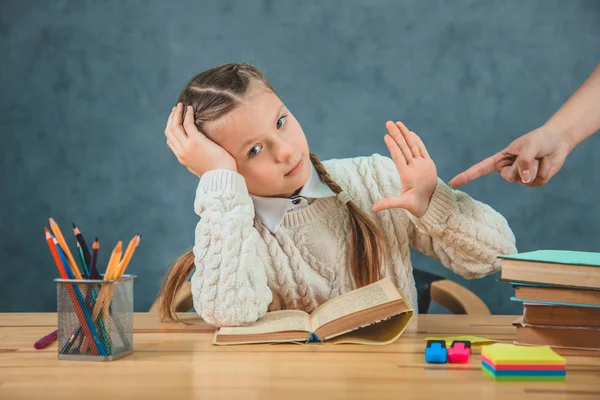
[274,140,294,163]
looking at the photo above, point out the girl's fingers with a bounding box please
[384,134,407,169]
[166,139,182,158]
[395,122,420,158]
[183,105,201,137]
[171,103,189,141]
[386,121,413,162]
[164,107,181,147]
[409,130,428,158]
[395,121,421,158]
[165,120,184,153]
[164,107,175,138]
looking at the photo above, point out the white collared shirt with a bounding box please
[250,163,336,232]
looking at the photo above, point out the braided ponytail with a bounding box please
[309,153,386,287]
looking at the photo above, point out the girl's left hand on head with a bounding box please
[372,121,438,217]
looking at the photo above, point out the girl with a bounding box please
[160,63,517,327]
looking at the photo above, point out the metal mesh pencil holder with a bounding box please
[55,275,136,361]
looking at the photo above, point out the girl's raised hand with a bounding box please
[372,121,438,217]
[165,103,237,178]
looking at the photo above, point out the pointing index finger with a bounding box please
[449,153,505,187]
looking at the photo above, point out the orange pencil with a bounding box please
[116,234,140,279]
[44,228,68,280]
[104,241,122,280]
[90,239,100,279]
[49,218,82,280]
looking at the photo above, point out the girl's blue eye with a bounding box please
[248,145,262,157]
[277,116,286,129]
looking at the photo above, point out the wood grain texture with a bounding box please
[1,313,599,400]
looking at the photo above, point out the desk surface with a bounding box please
[1,313,599,400]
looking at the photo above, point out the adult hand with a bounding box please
[448,125,571,188]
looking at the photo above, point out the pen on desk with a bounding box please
[34,329,58,350]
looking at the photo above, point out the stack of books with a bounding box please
[499,250,600,351]
[481,343,566,381]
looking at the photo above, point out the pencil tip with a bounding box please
[72,222,76,228]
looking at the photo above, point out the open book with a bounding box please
[213,277,414,345]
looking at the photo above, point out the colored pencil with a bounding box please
[90,238,100,279]
[49,218,82,280]
[117,234,140,278]
[104,241,123,280]
[76,242,90,279]
[72,223,92,267]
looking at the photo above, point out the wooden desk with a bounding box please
[1,313,599,399]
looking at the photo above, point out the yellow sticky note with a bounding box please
[424,335,498,346]
[482,343,565,364]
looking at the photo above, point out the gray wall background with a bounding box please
[1,0,599,314]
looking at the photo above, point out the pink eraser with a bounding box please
[448,340,471,363]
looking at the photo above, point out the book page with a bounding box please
[326,312,414,345]
[217,310,311,336]
[310,278,400,330]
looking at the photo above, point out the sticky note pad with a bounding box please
[482,344,566,365]
[481,344,566,381]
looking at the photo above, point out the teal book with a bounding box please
[499,250,600,290]
[500,250,600,266]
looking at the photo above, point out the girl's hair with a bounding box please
[158,63,387,322]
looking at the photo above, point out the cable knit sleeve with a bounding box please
[372,154,517,279]
[191,169,272,327]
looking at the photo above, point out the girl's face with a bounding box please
[206,87,311,197]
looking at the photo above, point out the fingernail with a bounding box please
[521,170,531,183]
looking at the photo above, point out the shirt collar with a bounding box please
[250,162,336,232]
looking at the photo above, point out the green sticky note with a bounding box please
[423,335,498,346]
[499,250,600,267]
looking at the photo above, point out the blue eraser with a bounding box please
[425,340,448,363]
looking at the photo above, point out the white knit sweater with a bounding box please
[191,154,517,327]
